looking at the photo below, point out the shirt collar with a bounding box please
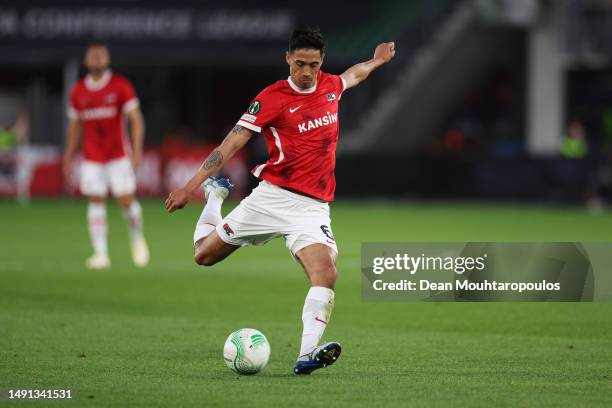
[287,76,317,94]
[84,70,112,92]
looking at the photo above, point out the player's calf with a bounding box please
[117,195,149,268]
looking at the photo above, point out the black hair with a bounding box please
[289,25,325,55]
[86,41,109,51]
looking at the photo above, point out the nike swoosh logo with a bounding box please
[289,105,302,113]
[315,317,328,324]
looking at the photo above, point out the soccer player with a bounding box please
[165,26,395,374]
[63,43,149,270]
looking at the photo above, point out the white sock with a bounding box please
[193,194,223,244]
[122,201,144,241]
[299,286,335,358]
[87,202,108,257]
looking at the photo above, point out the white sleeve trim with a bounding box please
[67,107,79,119]
[252,163,266,177]
[237,120,261,133]
[240,113,257,123]
[122,98,140,113]
[339,76,347,100]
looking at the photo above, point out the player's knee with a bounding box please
[194,250,217,267]
[193,238,220,267]
[116,195,133,209]
[312,262,337,286]
[194,252,209,266]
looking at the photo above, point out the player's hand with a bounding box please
[373,42,395,64]
[165,187,190,213]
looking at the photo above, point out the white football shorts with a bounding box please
[80,156,136,197]
[216,180,338,257]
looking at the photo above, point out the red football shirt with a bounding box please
[236,70,346,202]
[68,70,139,163]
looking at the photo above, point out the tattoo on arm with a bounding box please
[231,125,244,134]
[202,150,223,170]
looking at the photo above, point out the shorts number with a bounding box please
[320,225,334,241]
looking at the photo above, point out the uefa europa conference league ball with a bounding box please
[223,328,271,375]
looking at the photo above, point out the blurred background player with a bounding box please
[63,43,149,270]
[166,26,395,374]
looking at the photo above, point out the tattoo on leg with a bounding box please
[202,150,223,170]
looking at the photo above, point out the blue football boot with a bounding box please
[294,342,342,375]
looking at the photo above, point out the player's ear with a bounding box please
[320,52,325,67]
[285,51,291,66]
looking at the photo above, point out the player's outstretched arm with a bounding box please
[62,117,82,182]
[340,42,395,90]
[165,125,253,212]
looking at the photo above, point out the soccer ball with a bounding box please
[223,328,271,375]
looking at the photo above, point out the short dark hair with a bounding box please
[87,41,109,51]
[289,25,325,55]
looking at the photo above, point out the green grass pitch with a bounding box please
[1,199,612,407]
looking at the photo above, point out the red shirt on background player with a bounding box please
[63,43,149,271]
[68,70,139,163]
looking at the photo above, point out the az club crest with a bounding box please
[223,223,235,236]
[104,93,117,103]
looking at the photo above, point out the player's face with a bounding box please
[84,46,110,74]
[286,48,324,89]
